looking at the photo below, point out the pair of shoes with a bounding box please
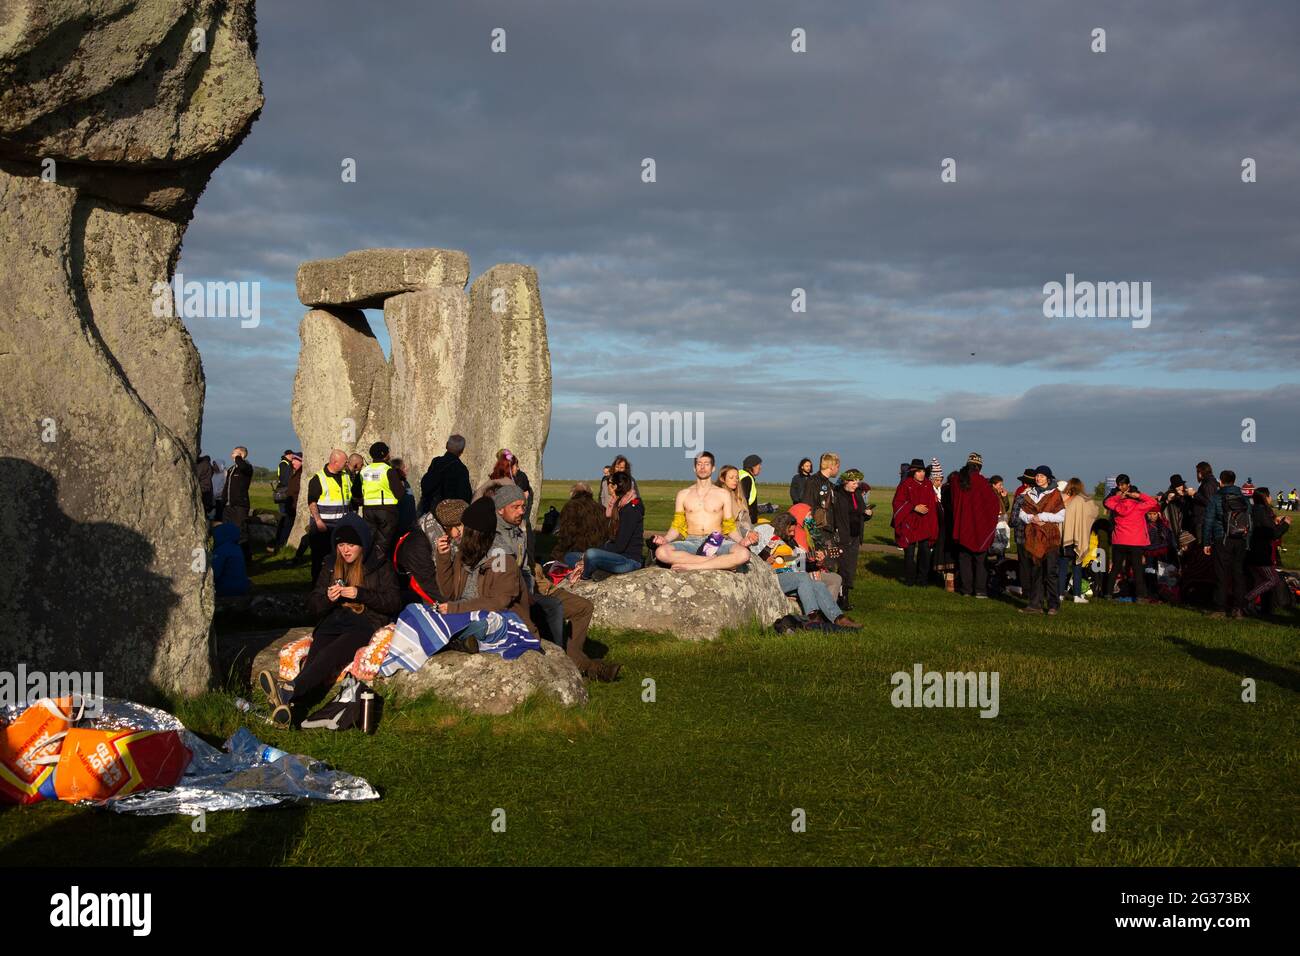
[1207,611,1226,619]
[1046,607,1059,616]
[1020,607,1043,615]
[807,610,829,624]
[833,615,860,629]
[1073,595,1088,604]
[446,635,479,654]
[271,704,293,728]
[975,593,988,600]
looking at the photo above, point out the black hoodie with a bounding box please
[307,512,403,629]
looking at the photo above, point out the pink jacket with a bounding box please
[1104,492,1159,546]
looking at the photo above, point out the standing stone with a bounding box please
[465,265,551,492]
[290,308,391,539]
[297,248,471,310]
[0,0,262,697]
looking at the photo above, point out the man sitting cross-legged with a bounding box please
[651,451,753,571]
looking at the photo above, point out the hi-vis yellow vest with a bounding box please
[360,462,396,506]
[738,469,758,505]
[315,468,352,523]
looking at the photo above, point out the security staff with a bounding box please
[360,441,405,556]
[738,454,763,525]
[307,449,353,582]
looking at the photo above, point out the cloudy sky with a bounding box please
[180,0,1300,491]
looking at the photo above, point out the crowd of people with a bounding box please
[886,455,1293,621]
[201,436,1295,726]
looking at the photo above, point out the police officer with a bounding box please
[360,441,405,556]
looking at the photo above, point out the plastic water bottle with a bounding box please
[233,697,252,713]
[226,726,289,763]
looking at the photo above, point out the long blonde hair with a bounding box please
[716,465,745,512]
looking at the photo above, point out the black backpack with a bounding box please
[1220,491,1251,541]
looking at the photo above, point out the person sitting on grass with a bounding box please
[566,471,645,580]
[651,451,752,571]
[764,513,859,629]
[259,512,401,727]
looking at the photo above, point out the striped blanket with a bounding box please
[379,603,541,677]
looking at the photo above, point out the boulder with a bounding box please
[564,560,790,640]
[296,248,470,310]
[243,628,587,716]
[0,0,262,697]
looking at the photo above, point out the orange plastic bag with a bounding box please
[0,697,77,805]
[49,728,191,803]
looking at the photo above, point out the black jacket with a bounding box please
[222,456,253,509]
[419,453,472,515]
[800,472,838,534]
[832,484,866,541]
[394,527,442,602]
[790,473,811,505]
[1247,503,1288,566]
[307,514,403,630]
[600,499,645,563]
[1192,476,1218,543]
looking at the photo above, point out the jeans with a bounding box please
[1058,545,1083,597]
[580,548,641,579]
[778,572,842,620]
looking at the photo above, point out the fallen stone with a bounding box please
[297,248,470,310]
[243,627,587,716]
[381,638,587,715]
[564,559,790,640]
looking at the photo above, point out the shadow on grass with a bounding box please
[0,803,310,867]
[1162,634,1300,694]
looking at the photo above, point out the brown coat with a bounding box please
[434,547,538,636]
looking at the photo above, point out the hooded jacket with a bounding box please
[307,512,403,628]
[1103,491,1159,547]
[211,522,250,597]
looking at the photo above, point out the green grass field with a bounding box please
[2,480,1296,866]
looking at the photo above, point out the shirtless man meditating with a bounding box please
[651,451,754,571]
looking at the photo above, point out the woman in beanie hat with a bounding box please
[259,512,402,727]
[394,498,469,605]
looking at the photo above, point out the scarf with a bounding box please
[1020,487,1065,559]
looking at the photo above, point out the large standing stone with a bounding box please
[0,0,262,697]
[290,308,391,538]
[464,265,552,492]
[297,248,471,310]
[565,562,790,641]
